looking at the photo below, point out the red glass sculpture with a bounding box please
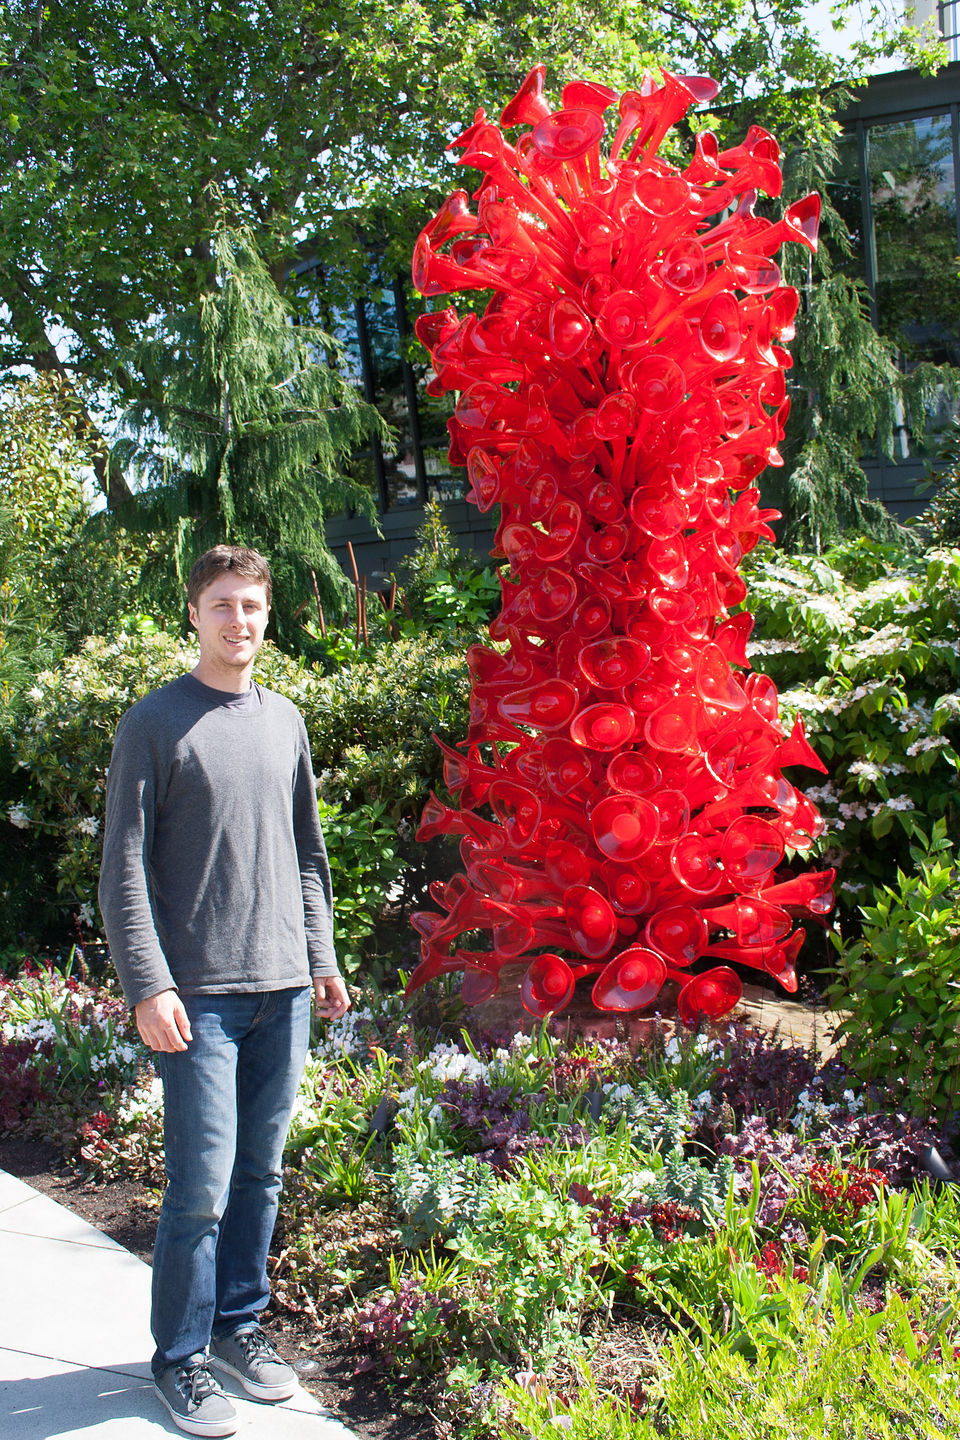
[409,65,835,1023]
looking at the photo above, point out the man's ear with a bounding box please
[187,602,199,631]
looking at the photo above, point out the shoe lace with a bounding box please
[234,1328,281,1365]
[178,1359,222,1405]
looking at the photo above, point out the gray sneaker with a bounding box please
[210,1325,298,1402]
[154,1354,237,1437]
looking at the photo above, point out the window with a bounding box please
[867,113,959,367]
[940,2,960,63]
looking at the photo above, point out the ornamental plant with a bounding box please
[744,539,960,905]
[826,821,960,1122]
[0,956,140,1099]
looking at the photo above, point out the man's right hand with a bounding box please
[134,989,192,1052]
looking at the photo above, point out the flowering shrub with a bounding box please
[744,538,960,904]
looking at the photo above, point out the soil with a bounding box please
[0,1137,434,1440]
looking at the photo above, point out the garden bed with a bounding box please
[3,959,958,1439]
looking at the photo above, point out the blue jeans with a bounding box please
[150,987,311,1376]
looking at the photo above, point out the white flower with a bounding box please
[118,1073,163,1123]
[778,688,841,716]
[897,703,934,733]
[26,686,43,703]
[78,902,96,928]
[805,783,840,805]
[857,577,915,607]
[847,759,882,783]
[802,596,851,628]
[76,816,101,837]
[311,1005,376,1060]
[844,624,911,661]
[906,736,949,757]
[745,638,805,656]
[7,804,30,830]
[838,679,887,709]
[423,1042,488,1084]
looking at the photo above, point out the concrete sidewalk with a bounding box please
[0,1169,357,1439]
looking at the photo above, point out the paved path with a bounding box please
[0,1169,357,1439]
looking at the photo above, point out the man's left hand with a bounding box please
[313,974,350,1020]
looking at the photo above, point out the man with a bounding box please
[99,544,349,1438]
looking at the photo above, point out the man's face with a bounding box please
[188,574,269,679]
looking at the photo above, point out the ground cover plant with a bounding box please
[3,949,957,1440]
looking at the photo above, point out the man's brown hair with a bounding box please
[187,546,273,608]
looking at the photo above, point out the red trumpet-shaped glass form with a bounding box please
[521,954,577,1016]
[592,948,667,1011]
[407,64,832,1022]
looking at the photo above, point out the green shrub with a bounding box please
[744,538,960,906]
[825,821,960,1122]
[394,500,501,635]
[299,631,469,811]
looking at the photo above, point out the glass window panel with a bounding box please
[293,267,426,511]
[361,288,421,508]
[940,2,959,64]
[828,129,866,287]
[867,114,959,367]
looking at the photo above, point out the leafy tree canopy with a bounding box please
[0,374,143,716]
[0,0,941,506]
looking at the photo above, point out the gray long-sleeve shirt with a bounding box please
[98,673,338,1007]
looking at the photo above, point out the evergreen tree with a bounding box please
[115,215,387,639]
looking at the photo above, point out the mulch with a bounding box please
[0,1137,433,1440]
